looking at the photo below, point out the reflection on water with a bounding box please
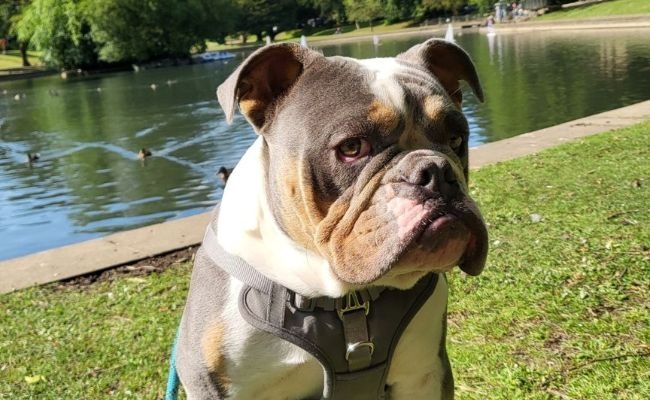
[1,29,649,260]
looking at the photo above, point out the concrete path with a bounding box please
[1,100,648,294]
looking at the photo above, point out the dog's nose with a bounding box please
[402,157,459,197]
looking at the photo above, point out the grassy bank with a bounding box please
[1,121,649,399]
[206,0,650,51]
[538,0,650,20]
[0,50,41,70]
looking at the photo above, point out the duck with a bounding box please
[216,166,231,184]
[27,152,40,163]
[138,148,152,159]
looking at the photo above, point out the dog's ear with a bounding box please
[397,39,484,107]
[217,43,310,131]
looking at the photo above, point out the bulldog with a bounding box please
[170,38,488,400]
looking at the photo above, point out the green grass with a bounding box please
[449,120,650,398]
[539,0,650,20]
[1,121,649,398]
[0,50,41,70]
[0,266,191,399]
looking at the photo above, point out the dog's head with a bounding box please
[217,39,487,293]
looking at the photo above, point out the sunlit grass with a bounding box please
[0,50,42,70]
[538,0,650,20]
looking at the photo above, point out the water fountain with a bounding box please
[445,24,454,42]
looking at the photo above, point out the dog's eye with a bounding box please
[336,138,371,163]
[450,136,463,150]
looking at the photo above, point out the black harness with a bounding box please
[202,223,439,399]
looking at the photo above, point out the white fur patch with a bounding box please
[217,137,351,297]
[220,279,324,399]
[356,57,407,113]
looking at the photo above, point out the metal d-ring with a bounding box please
[345,341,375,361]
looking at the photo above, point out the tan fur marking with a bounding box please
[368,100,400,132]
[201,323,231,390]
[279,165,323,253]
[239,98,265,122]
[423,96,445,124]
[236,50,303,128]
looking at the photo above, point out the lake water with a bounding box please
[1,29,649,260]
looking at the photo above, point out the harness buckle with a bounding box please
[345,341,375,361]
[337,291,370,320]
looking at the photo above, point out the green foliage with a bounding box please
[14,0,98,69]
[0,3,11,38]
[384,0,419,22]
[343,0,385,24]
[469,0,495,14]
[11,0,236,68]
[234,0,298,41]
[420,0,467,14]
[85,0,236,63]
[301,0,346,23]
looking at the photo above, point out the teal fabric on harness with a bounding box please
[201,222,440,400]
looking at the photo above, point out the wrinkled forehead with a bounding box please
[272,55,456,145]
[352,57,452,113]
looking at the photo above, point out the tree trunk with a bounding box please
[19,41,31,67]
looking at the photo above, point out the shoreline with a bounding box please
[301,14,650,47]
[1,100,648,293]
[1,14,649,82]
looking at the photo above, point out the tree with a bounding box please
[84,0,236,63]
[384,0,418,23]
[468,0,493,14]
[14,0,98,69]
[343,0,384,29]
[300,0,345,24]
[420,0,467,16]
[234,0,298,42]
[1,0,31,66]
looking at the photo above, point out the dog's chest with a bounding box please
[220,278,449,400]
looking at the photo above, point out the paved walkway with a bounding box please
[1,100,649,293]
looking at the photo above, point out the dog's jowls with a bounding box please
[174,39,488,400]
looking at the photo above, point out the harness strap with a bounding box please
[202,220,439,399]
[202,223,274,295]
[340,304,373,371]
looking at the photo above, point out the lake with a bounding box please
[1,29,649,260]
